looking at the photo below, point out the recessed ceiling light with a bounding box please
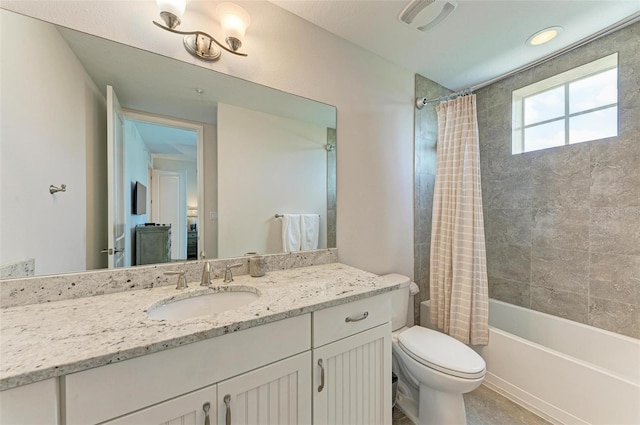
[527,26,563,46]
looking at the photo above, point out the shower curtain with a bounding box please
[429,94,489,345]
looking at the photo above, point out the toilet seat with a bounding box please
[398,326,486,379]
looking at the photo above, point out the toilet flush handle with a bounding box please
[345,311,369,322]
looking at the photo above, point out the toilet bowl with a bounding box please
[382,274,486,425]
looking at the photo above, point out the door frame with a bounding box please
[123,110,205,260]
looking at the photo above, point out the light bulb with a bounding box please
[156,0,187,29]
[217,2,251,51]
[527,27,563,46]
[156,0,187,18]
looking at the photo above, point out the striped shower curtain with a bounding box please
[429,94,489,346]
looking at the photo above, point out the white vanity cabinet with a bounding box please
[312,294,392,425]
[1,291,394,425]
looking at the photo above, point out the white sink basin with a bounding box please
[148,287,260,321]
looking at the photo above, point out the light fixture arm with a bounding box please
[153,21,248,57]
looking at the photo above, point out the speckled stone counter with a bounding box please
[0,263,399,391]
[0,249,338,308]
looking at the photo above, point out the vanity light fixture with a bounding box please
[527,26,563,46]
[153,0,250,62]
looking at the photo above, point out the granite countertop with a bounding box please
[0,263,399,391]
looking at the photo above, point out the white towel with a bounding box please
[300,214,319,251]
[281,214,301,252]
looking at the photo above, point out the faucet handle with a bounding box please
[223,263,243,283]
[165,270,188,290]
[200,261,212,287]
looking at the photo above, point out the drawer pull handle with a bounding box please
[345,311,369,322]
[203,402,211,425]
[224,394,231,425]
[317,359,325,392]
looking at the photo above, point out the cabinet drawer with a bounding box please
[312,293,391,347]
[65,314,311,425]
[102,384,216,425]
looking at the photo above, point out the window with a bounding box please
[512,53,618,154]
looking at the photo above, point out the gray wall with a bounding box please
[476,22,640,339]
[413,75,451,324]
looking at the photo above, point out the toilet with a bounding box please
[383,274,486,425]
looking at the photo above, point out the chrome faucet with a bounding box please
[165,270,188,290]
[223,263,243,283]
[200,261,213,287]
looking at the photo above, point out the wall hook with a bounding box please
[49,184,67,194]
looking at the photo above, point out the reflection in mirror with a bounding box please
[0,9,337,279]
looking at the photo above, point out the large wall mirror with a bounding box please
[0,9,337,279]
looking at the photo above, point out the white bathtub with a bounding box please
[420,299,640,425]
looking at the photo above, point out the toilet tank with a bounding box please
[379,274,411,331]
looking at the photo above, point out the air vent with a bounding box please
[418,1,457,32]
[399,0,458,32]
[399,0,435,24]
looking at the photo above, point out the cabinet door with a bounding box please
[0,379,59,425]
[218,352,311,425]
[103,385,216,425]
[313,323,391,425]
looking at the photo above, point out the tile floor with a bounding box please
[392,384,552,425]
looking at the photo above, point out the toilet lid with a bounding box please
[398,326,486,379]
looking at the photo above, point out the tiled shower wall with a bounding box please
[413,75,450,324]
[476,22,640,339]
[414,22,639,338]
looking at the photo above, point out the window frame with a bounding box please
[512,53,618,154]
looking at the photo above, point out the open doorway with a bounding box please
[122,110,203,265]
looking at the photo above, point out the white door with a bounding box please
[151,169,186,260]
[217,352,312,425]
[102,384,217,425]
[106,85,126,268]
[313,323,392,425]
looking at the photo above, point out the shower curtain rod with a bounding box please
[415,88,472,109]
[414,10,640,110]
